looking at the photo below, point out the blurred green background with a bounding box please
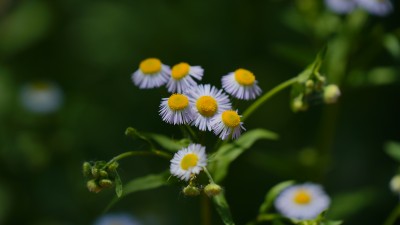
[0,0,399,225]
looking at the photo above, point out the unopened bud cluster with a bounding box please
[83,161,119,193]
[183,183,222,197]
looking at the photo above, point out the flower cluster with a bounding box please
[82,161,119,193]
[325,0,393,16]
[132,58,261,140]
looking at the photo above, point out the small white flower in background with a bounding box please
[20,81,63,114]
[94,213,141,225]
[159,93,195,125]
[131,58,170,89]
[170,144,207,181]
[355,0,393,16]
[221,68,262,100]
[186,84,232,131]
[325,0,357,14]
[211,110,245,140]
[390,175,400,194]
[166,62,204,93]
[274,183,331,220]
[323,84,341,104]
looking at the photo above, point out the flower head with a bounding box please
[159,93,194,125]
[186,84,232,131]
[170,144,207,181]
[325,0,357,14]
[166,62,204,93]
[94,213,141,225]
[356,0,393,16]
[274,183,330,220]
[211,110,245,140]
[132,58,170,89]
[20,81,63,114]
[221,68,262,100]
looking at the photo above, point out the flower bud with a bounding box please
[87,179,101,193]
[99,170,108,178]
[82,162,92,177]
[204,183,222,197]
[108,161,119,171]
[323,84,341,104]
[99,179,113,188]
[183,185,200,197]
[91,167,99,178]
[390,175,400,193]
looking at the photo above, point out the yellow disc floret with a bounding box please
[139,58,162,74]
[196,96,218,117]
[168,94,189,111]
[171,62,190,80]
[234,68,255,86]
[293,189,312,205]
[180,153,199,170]
[221,110,241,128]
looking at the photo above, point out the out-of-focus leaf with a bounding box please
[383,34,400,58]
[321,220,343,225]
[114,172,123,198]
[327,188,378,219]
[146,133,189,152]
[0,184,11,224]
[105,171,169,212]
[210,129,278,182]
[385,141,400,163]
[259,180,295,214]
[212,193,235,225]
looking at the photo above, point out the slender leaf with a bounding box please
[321,220,343,225]
[114,172,123,198]
[211,129,278,182]
[212,193,235,225]
[259,180,295,214]
[146,133,189,152]
[385,141,400,162]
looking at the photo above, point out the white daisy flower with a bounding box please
[211,110,245,140]
[221,68,262,100]
[20,81,63,114]
[131,58,170,89]
[325,0,357,14]
[94,213,141,225]
[166,62,204,93]
[170,144,207,181]
[186,84,232,131]
[274,183,331,220]
[356,0,393,16]
[159,93,194,125]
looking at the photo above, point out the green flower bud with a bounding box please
[91,167,99,178]
[99,179,113,188]
[204,183,222,197]
[82,162,92,177]
[108,161,119,171]
[305,80,314,89]
[390,175,400,193]
[86,179,101,193]
[323,84,341,104]
[99,170,108,178]
[183,185,200,197]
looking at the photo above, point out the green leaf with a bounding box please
[296,46,327,83]
[105,171,169,212]
[212,193,235,225]
[210,129,278,182]
[321,220,343,225]
[259,180,295,214]
[146,133,189,152]
[385,141,400,162]
[114,172,123,198]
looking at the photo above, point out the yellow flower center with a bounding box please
[168,94,189,111]
[234,68,255,86]
[293,189,312,205]
[196,96,218,117]
[222,110,240,128]
[180,153,199,170]
[139,58,162,74]
[171,62,190,80]
[32,82,51,90]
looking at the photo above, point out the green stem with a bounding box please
[203,166,215,184]
[242,77,298,122]
[185,125,199,142]
[383,203,400,225]
[105,150,171,167]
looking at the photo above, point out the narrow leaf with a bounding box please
[321,220,343,225]
[212,193,235,225]
[114,172,123,198]
[146,133,189,152]
[259,180,295,214]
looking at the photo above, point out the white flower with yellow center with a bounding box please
[159,93,194,125]
[20,81,63,114]
[131,58,170,89]
[221,68,262,100]
[186,84,232,131]
[356,0,393,16]
[166,62,204,93]
[170,144,207,181]
[274,183,330,220]
[211,110,245,140]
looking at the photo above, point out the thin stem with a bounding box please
[242,77,298,122]
[185,125,199,142]
[105,150,171,167]
[203,166,215,184]
[383,203,400,225]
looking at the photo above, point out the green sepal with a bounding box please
[258,180,295,214]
